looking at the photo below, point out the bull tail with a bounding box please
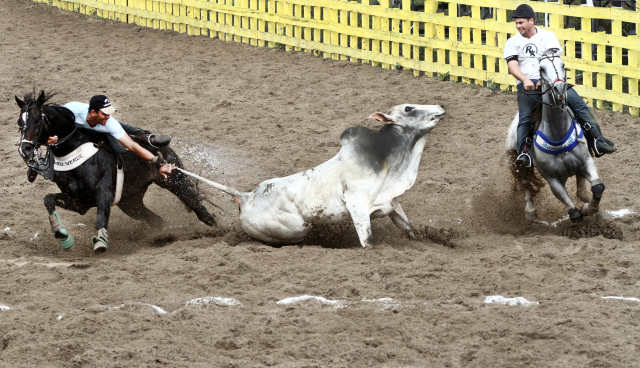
[176,168,249,205]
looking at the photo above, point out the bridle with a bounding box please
[538,53,568,108]
[521,53,568,102]
[17,103,76,179]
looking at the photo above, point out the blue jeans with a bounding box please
[516,84,593,153]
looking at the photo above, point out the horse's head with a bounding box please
[538,49,568,108]
[15,90,53,166]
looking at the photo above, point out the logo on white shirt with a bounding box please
[524,44,537,57]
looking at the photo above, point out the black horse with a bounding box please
[15,90,216,252]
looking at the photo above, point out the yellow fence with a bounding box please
[35,0,640,116]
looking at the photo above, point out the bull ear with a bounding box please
[15,96,25,109]
[369,112,393,123]
[37,90,46,106]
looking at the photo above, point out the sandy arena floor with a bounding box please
[1,1,639,367]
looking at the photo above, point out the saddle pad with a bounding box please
[534,120,584,154]
[54,142,99,171]
[113,165,124,206]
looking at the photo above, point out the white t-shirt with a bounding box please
[63,101,126,140]
[503,28,562,83]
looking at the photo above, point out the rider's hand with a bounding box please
[47,136,59,145]
[158,163,176,178]
[523,79,536,91]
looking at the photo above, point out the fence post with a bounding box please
[496,6,510,92]
[447,2,458,81]
[629,42,639,116]
[349,8,359,62]
[611,18,623,112]
[422,0,436,78]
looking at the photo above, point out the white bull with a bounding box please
[182,104,445,247]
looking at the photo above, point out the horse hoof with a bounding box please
[59,234,74,250]
[569,208,583,223]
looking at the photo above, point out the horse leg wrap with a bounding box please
[49,211,74,249]
[591,183,605,202]
[92,228,109,253]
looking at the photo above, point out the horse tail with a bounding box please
[176,168,250,205]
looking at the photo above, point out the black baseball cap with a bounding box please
[89,95,115,114]
[512,4,535,19]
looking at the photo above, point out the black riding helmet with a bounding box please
[512,3,535,19]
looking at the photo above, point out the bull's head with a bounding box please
[369,104,445,132]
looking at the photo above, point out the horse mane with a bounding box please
[23,89,57,107]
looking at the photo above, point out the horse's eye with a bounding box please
[404,106,414,113]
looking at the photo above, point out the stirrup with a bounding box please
[591,138,604,157]
[515,152,532,168]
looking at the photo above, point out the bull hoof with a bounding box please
[59,234,74,250]
[569,208,583,223]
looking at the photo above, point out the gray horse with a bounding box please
[506,50,604,223]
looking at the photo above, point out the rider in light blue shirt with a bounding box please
[63,100,127,140]
[27,95,174,182]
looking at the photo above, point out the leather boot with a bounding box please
[581,121,615,157]
[147,134,171,148]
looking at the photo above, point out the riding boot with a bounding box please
[146,134,171,148]
[119,121,171,149]
[515,125,533,168]
[131,133,171,149]
[27,167,37,183]
[580,120,616,157]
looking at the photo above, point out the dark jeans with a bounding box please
[516,84,593,152]
[106,121,151,154]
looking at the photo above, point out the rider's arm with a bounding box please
[507,59,537,90]
[117,134,156,162]
[117,134,174,177]
[507,60,528,83]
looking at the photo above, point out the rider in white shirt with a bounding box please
[504,3,615,168]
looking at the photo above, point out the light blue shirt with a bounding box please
[63,101,126,140]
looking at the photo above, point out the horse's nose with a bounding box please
[19,142,34,159]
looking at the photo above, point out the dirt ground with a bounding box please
[1,1,639,367]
